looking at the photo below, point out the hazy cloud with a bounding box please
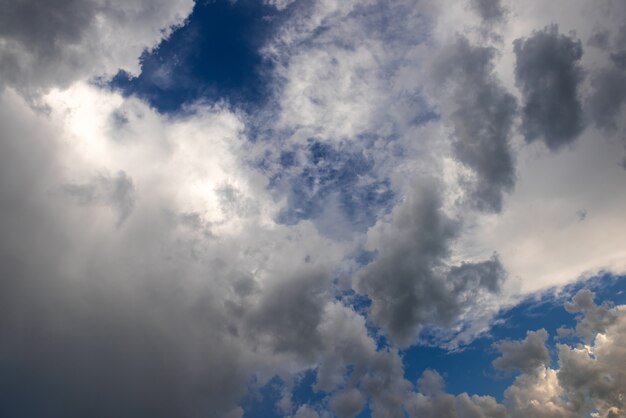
[64,171,136,225]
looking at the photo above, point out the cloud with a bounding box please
[503,290,626,418]
[328,388,366,418]
[357,182,505,346]
[430,36,517,212]
[0,82,352,417]
[587,68,626,132]
[403,290,626,418]
[563,289,618,344]
[63,171,136,225]
[2,0,626,416]
[504,367,574,418]
[557,305,626,416]
[0,0,194,93]
[469,0,506,23]
[514,25,585,150]
[405,369,507,418]
[492,329,551,373]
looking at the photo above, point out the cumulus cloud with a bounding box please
[563,289,618,344]
[514,25,585,150]
[402,290,626,418]
[502,290,626,418]
[492,329,551,373]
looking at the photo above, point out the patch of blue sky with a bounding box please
[403,273,626,402]
[240,375,284,418]
[273,140,395,236]
[108,0,285,113]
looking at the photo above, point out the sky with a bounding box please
[1,0,626,417]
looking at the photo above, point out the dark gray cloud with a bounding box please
[492,329,551,373]
[357,183,458,345]
[514,25,585,150]
[610,51,626,70]
[357,182,505,346]
[0,269,248,418]
[247,270,329,361]
[448,255,506,298]
[432,36,517,212]
[469,0,505,23]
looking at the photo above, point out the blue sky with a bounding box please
[1,0,626,417]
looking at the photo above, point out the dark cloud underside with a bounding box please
[514,25,585,150]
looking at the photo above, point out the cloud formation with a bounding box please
[1,0,626,416]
